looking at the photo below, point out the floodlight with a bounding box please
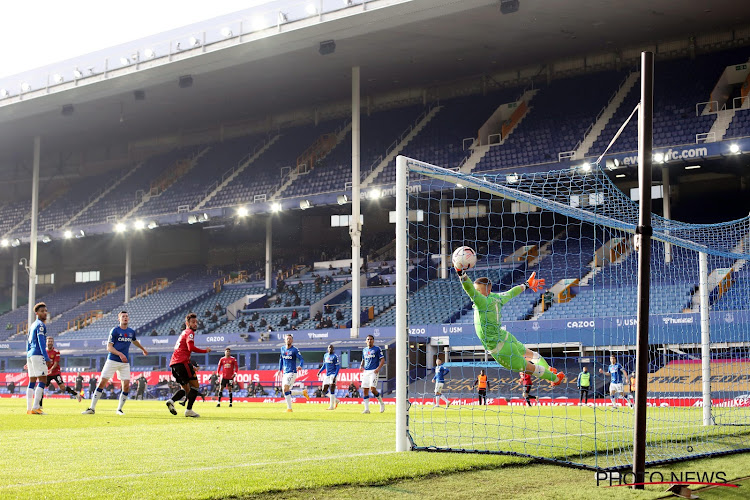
[20,82,31,92]
[115,222,126,233]
[0,239,7,247]
[306,3,317,15]
[278,12,288,23]
[189,36,200,47]
[0,89,9,98]
[580,162,592,173]
[133,220,145,230]
[369,189,381,200]
[120,57,130,65]
[506,173,519,183]
[144,49,156,59]
[201,213,210,222]
[220,27,233,37]
[653,153,665,163]
[237,206,249,217]
[685,165,701,170]
[73,68,83,79]
[729,144,740,154]
[63,230,73,239]
[188,215,198,224]
[147,221,158,230]
[616,174,626,178]
[11,238,21,247]
[299,200,312,210]
[41,235,52,243]
[337,195,349,205]
[53,74,64,84]
[270,202,282,213]
[76,230,85,239]
[456,183,464,188]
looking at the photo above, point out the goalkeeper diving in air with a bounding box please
[456,265,565,386]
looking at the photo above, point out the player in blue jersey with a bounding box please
[26,302,51,415]
[432,358,450,407]
[599,355,631,408]
[279,333,308,412]
[317,344,340,410]
[360,335,385,414]
[83,311,148,415]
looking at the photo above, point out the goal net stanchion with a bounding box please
[394,149,750,470]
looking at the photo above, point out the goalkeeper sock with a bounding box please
[33,383,45,409]
[118,392,128,411]
[229,393,232,404]
[91,387,103,409]
[363,395,370,411]
[531,351,550,370]
[533,365,557,382]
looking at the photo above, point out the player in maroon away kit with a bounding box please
[40,336,83,409]
[165,313,211,417]
[520,371,536,407]
[216,347,239,408]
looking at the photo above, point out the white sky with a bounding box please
[0,0,278,79]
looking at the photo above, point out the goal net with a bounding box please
[394,155,750,470]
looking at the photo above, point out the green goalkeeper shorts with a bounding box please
[488,331,528,372]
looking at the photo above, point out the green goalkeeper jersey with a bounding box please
[460,274,525,350]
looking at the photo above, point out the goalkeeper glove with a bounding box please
[524,271,545,292]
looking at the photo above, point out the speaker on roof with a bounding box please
[500,0,519,14]
[319,40,336,56]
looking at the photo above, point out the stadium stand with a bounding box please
[474,71,625,171]
[73,147,203,227]
[202,119,348,209]
[280,105,424,198]
[133,133,268,217]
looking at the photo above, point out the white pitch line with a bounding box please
[0,450,400,489]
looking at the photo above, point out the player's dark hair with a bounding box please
[119,310,128,315]
[225,347,231,351]
[474,277,491,285]
[185,312,198,328]
[34,302,46,312]
[366,334,374,340]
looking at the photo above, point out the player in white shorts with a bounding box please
[432,358,450,407]
[83,311,148,415]
[360,335,385,413]
[26,302,51,414]
[600,355,631,408]
[317,344,340,410]
[279,333,308,412]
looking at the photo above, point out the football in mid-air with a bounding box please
[452,246,477,271]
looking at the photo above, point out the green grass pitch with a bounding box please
[2,399,749,499]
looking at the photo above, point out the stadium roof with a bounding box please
[0,0,748,174]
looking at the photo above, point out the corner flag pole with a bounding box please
[632,51,654,489]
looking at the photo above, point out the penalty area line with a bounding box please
[0,450,399,489]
